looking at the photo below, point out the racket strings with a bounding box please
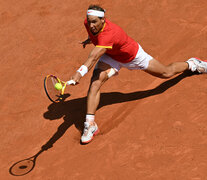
[46,76,62,102]
[44,75,69,103]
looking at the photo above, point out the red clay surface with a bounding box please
[1,0,207,179]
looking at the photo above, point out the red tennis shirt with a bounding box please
[84,18,139,63]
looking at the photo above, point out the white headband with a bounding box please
[87,9,105,17]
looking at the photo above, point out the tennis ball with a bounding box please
[55,83,62,90]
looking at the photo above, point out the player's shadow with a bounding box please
[42,71,197,149]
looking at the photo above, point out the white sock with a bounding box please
[86,114,95,123]
[187,61,196,72]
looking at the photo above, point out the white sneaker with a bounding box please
[186,57,207,73]
[81,122,99,144]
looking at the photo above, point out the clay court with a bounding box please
[1,0,207,179]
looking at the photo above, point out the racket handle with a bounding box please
[67,80,76,85]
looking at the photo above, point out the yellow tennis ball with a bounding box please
[55,83,62,90]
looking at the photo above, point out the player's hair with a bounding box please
[88,4,106,19]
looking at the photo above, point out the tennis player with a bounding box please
[69,4,207,144]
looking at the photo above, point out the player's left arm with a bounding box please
[84,46,107,70]
[80,36,92,48]
[70,47,107,84]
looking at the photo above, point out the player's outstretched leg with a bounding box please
[145,57,207,78]
[145,58,189,78]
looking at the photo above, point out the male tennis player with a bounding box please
[69,4,207,144]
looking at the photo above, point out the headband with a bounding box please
[87,9,105,17]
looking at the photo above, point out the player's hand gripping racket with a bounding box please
[44,75,75,103]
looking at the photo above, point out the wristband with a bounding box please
[77,65,88,77]
[67,80,76,85]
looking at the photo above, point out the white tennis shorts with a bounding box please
[98,44,153,73]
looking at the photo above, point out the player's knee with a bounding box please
[160,66,174,78]
[88,80,102,95]
[99,71,108,82]
[90,80,101,90]
[160,72,172,78]
[89,71,108,93]
[162,72,173,78]
[91,69,108,81]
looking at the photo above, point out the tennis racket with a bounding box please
[9,149,43,176]
[44,75,75,103]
